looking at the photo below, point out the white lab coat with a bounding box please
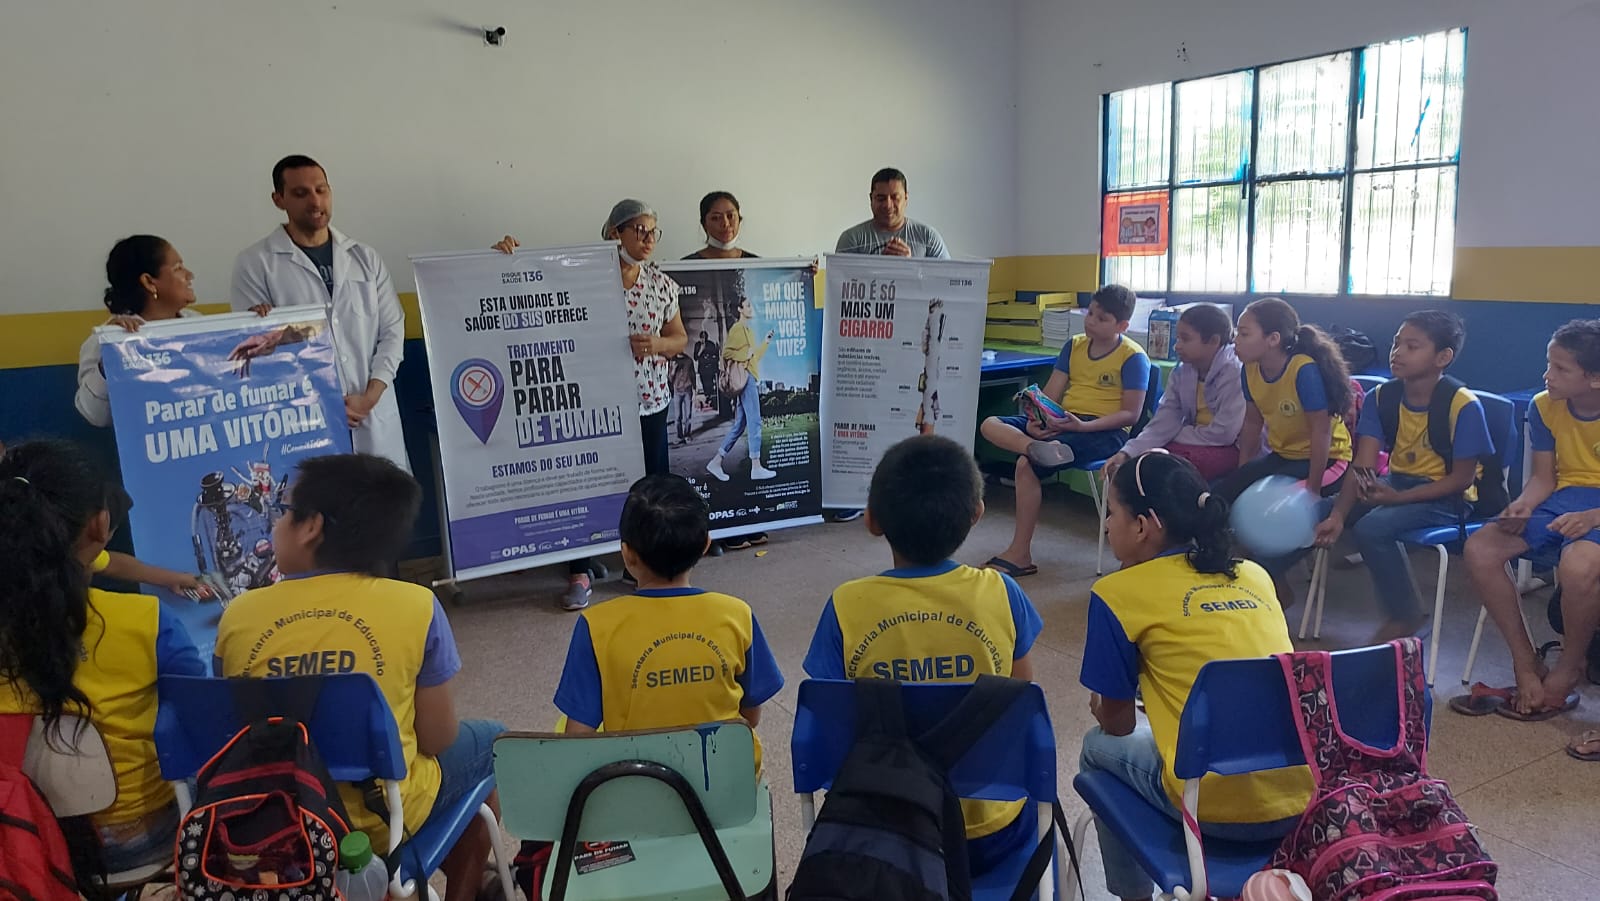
[75,307,202,427]
[230,225,411,472]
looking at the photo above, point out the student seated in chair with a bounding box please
[215,454,503,901]
[980,284,1150,577]
[1305,311,1492,642]
[552,474,784,761]
[804,434,1045,875]
[0,440,207,874]
[1079,450,1310,901]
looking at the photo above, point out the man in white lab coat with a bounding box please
[231,155,411,473]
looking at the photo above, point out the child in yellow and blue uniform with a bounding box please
[1303,312,1492,641]
[1217,297,1353,504]
[1079,450,1311,901]
[1465,319,1600,723]
[216,453,502,901]
[804,435,1045,875]
[979,284,1150,576]
[553,474,784,757]
[0,440,206,873]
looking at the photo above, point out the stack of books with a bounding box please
[1041,307,1082,349]
[984,292,1075,345]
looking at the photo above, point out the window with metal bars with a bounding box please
[1101,28,1465,297]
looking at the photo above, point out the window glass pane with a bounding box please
[1356,29,1466,169]
[1257,53,1352,176]
[1171,186,1248,292]
[1251,180,1344,294]
[1349,168,1456,296]
[1174,72,1252,184]
[1103,254,1168,294]
[1106,83,1172,189]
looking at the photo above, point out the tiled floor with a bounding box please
[434,479,1600,899]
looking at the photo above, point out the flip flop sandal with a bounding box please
[984,556,1038,578]
[1495,690,1581,722]
[1565,730,1600,762]
[1448,683,1514,716]
[748,532,770,546]
[722,536,755,551]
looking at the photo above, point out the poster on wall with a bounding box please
[412,244,645,582]
[820,254,991,509]
[659,259,823,536]
[98,309,351,658]
[1102,190,1170,256]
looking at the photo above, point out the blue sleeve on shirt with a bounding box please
[1295,362,1329,412]
[1355,387,1383,442]
[737,616,785,707]
[1240,367,1253,404]
[1528,401,1555,453]
[1078,594,1141,701]
[1119,351,1151,394]
[802,599,847,679]
[1053,341,1073,375]
[553,617,604,729]
[1451,398,1493,459]
[155,607,206,677]
[1001,574,1045,659]
[416,597,462,689]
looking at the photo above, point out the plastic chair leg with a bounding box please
[1063,808,1095,901]
[1462,606,1489,685]
[481,803,517,901]
[1299,548,1326,640]
[1426,545,1450,686]
[1091,472,1107,576]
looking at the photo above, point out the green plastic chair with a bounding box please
[494,721,774,901]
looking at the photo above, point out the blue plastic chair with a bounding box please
[1072,645,1434,900]
[791,679,1062,901]
[1303,391,1516,685]
[154,675,514,900]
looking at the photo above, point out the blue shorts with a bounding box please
[1524,486,1600,553]
[995,414,1128,473]
[429,718,506,817]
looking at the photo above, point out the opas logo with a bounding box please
[449,358,504,444]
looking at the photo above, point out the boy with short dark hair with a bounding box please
[215,454,502,901]
[980,284,1151,576]
[803,435,1045,873]
[553,474,783,762]
[1311,310,1493,642]
[1465,319,1600,721]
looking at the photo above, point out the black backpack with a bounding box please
[787,676,1081,901]
[1329,326,1377,373]
[1376,375,1510,519]
[174,717,353,900]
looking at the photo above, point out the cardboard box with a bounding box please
[1145,302,1235,362]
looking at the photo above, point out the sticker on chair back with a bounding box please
[575,841,636,874]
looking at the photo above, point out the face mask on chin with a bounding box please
[619,245,644,266]
[706,233,739,251]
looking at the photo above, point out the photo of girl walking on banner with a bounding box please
[661,258,823,536]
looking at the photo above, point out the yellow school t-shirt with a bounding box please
[1080,553,1313,824]
[1531,391,1600,490]
[803,562,1045,839]
[216,572,448,846]
[1244,355,1352,462]
[1057,334,1150,421]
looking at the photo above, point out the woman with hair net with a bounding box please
[495,201,688,609]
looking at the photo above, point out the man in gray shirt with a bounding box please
[835,168,951,258]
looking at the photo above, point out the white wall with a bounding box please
[1015,0,1600,256]
[0,0,1017,316]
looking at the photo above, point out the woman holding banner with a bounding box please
[494,199,688,608]
[76,235,204,427]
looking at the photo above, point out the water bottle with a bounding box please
[334,831,389,901]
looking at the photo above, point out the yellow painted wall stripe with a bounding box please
[1453,247,1600,304]
[4,249,1596,369]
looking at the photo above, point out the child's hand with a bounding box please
[1362,479,1400,506]
[1024,418,1054,440]
[157,569,202,593]
[1313,515,1344,547]
[1049,411,1081,434]
[1549,508,1600,539]
[1103,451,1131,480]
[1495,500,1534,534]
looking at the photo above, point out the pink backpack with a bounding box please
[1269,639,1497,900]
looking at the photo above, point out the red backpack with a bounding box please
[1269,639,1497,900]
[0,725,80,901]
